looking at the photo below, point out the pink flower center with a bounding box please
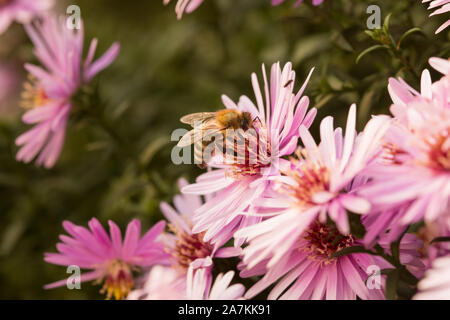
[21,75,50,109]
[426,128,450,171]
[169,224,213,271]
[301,222,354,266]
[100,259,134,300]
[223,127,273,180]
[282,149,330,207]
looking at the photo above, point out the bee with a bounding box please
[177,110,255,167]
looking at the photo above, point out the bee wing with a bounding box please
[180,112,217,127]
[177,129,198,147]
[177,121,221,147]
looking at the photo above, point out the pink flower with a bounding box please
[16,16,120,168]
[181,62,316,247]
[238,219,422,300]
[422,0,450,34]
[240,221,420,300]
[414,255,450,299]
[160,178,242,278]
[360,69,450,243]
[272,0,324,6]
[163,0,204,19]
[0,0,53,34]
[127,265,187,300]
[44,218,169,300]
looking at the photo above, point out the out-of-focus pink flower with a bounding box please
[414,255,450,299]
[360,69,450,244]
[422,0,450,34]
[187,268,245,300]
[163,0,204,19]
[16,16,120,168]
[272,0,324,6]
[127,265,187,300]
[181,62,316,247]
[44,218,168,300]
[0,0,53,34]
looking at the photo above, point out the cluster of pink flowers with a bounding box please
[42,56,450,299]
[3,0,448,301]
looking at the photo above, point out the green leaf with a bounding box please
[397,27,424,49]
[385,269,400,300]
[383,13,393,34]
[329,246,369,259]
[356,45,388,64]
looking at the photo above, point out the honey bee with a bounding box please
[177,109,255,167]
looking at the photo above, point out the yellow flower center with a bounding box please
[21,74,51,109]
[281,148,330,207]
[100,260,134,300]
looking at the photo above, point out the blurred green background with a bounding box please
[0,0,448,299]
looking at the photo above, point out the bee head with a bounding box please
[241,112,253,131]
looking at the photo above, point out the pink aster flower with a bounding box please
[0,0,53,34]
[414,255,450,299]
[44,218,169,300]
[238,219,422,300]
[163,0,204,19]
[181,62,316,247]
[360,70,450,242]
[160,178,242,278]
[272,0,324,6]
[187,269,245,300]
[422,0,450,34]
[16,16,120,168]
